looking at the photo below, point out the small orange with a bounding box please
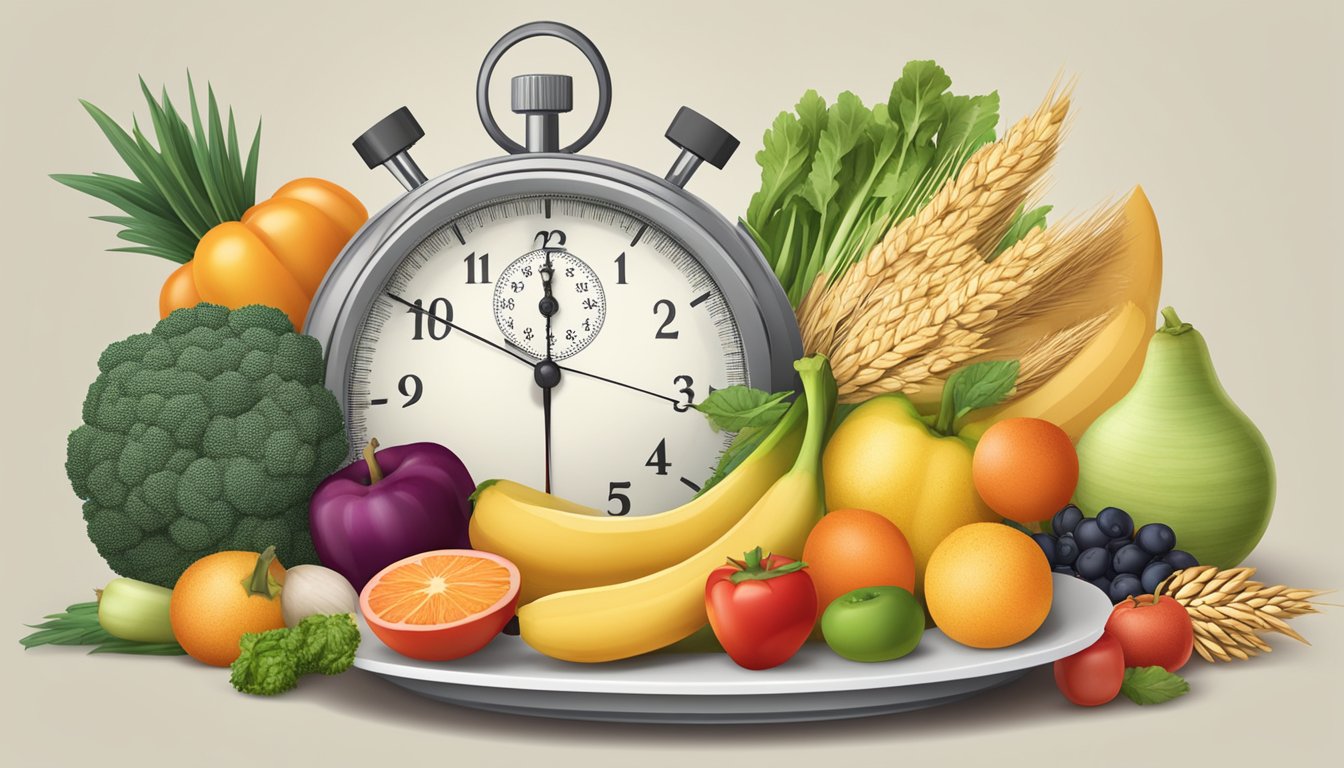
[924,523,1053,648]
[973,417,1079,523]
[802,508,916,620]
[170,547,287,667]
[360,549,519,661]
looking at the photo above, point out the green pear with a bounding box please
[1074,307,1274,567]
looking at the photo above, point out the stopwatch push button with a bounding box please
[664,107,740,188]
[354,107,428,191]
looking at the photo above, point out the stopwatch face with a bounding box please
[345,195,748,515]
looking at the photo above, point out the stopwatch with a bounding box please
[306,21,801,516]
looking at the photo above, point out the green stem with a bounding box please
[726,546,809,584]
[1159,306,1193,336]
[363,438,384,485]
[934,386,957,437]
[243,546,280,599]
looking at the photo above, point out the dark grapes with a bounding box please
[1106,538,1131,554]
[1141,561,1176,594]
[1112,544,1152,575]
[1163,550,1200,570]
[1074,518,1110,550]
[1091,576,1113,595]
[1096,507,1135,539]
[1075,547,1110,580]
[1136,523,1176,556]
[1031,533,1058,565]
[1053,565,1076,574]
[1109,573,1143,603]
[1052,504,1084,535]
[1055,534,1079,566]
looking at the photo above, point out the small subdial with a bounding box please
[493,249,606,359]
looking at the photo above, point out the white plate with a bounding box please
[353,573,1110,724]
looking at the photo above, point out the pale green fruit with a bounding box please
[1074,308,1274,567]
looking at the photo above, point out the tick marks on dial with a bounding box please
[451,224,466,245]
[689,291,712,308]
[629,224,648,247]
[679,477,702,492]
[544,199,552,219]
[370,398,389,406]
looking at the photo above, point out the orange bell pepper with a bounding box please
[159,178,366,331]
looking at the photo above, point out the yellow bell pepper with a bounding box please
[822,393,1000,599]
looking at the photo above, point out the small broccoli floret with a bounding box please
[66,303,347,587]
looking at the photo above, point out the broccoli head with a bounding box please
[66,303,348,587]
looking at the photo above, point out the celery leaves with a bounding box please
[744,61,1001,306]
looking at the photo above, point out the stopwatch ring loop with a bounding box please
[476,21,612,155]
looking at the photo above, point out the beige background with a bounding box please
[3,0,1340,764]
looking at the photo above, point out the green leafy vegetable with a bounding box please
[1120,666,1190,705]
[933,360,1020,435]
[993,204,1052,258]
[229,613,360,696]
[744,61,1000,305]
[19,601,185,656]
[694,386,792,433]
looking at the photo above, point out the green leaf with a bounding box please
[746,110,812,234]
[993,204,1052,258]
[695,424,770,497]
[1121,666,1190,705]
[694,386,791,433]
[934,91,1000,170]
[888,61,952,148]
[934,359,1020,434]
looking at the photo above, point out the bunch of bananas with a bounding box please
[469,356,837,663]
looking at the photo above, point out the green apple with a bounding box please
[821,586,924,662]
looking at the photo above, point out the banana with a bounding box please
[962,187,1163,441]
[98,577,176,644]
[517,356,835,663]
[470,394,807,605]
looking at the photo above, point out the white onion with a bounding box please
[282,564,359,627]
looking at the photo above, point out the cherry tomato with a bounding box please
[1054,631,1124,706]
[1105,594,1194,672]
[705,547,817,670]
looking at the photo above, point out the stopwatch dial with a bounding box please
[493,248,605,360]
[346,195,748,515]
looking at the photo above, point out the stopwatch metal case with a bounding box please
[306,154,803,415]
[308,20,802,424]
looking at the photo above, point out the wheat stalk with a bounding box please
[1157,566,1329,663]
[827,199,1123,401]
[1011,311,1112,396]
[799,84,1072,364]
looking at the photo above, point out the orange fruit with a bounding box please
[170,548,287,667]
[924,523,1053,648]
[360,549,519,661]
[803,508,916,620]
[973,417,1079,523]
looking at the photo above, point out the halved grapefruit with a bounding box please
[359,549,520,661]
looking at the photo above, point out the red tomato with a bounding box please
[1105,595,1194,672]
[705,547,817,670]
[1054,632,1124,706]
